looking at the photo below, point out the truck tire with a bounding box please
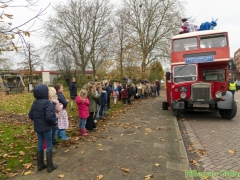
[171,106,181,117]
[219,100,237,120]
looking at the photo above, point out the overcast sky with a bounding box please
[4,0,240,69]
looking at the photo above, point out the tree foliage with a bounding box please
[148,61,164,82]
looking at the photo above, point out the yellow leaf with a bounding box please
[58,174,64,178]
[64,149,69,153]
[228,150,236,154]
[120,167,130,173]
[24,170,32,175]
[96,175,103,180]
[155,163,160,167]
[81,150,84,154]
[97,144,102,146]
[99,149,103,151]
[19,151,25,156]
[144,174,153,180]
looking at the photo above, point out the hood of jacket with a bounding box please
[33,84,49,99]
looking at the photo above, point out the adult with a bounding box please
[69,77,77,111]
[155,79,160,97]
[105,81,112,110]
[228,79,237,99]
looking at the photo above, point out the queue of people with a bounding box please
[28,78,161,173]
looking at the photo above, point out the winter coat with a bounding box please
[101,91,108,106]
[57,92,68,109]
[106,85,112,97]
[156,81,160,91]
[88,92,101,112]
[137,86,142,96]
[28,84,56,133]
[76,96,90,119]
[51,99,63,118]
[121,89,128,99]
[70,82,77,97]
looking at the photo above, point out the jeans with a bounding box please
[96,104,101,118]
[230,90,235,99]
[52,126,57,143]
[100,106,107,117]
[79,118,87,129]
[37,130,52,152]
[157,90,160,96]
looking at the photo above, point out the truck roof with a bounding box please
[172,30,228,40]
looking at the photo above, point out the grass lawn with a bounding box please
[0,91,125,179]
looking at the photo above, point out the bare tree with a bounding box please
[123,0,184,78]
[17,43,42,83]
[0,0,50,52]
[43,0,112,78]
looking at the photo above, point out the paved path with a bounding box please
[179,92,240,180]
[9,94,192,180]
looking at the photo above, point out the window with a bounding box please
[203,69,225,81]
[200,34,227,49]
[173,37,197,52]
[173,64,197,83]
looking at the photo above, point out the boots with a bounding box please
[37,150,47,171]
[78,128,82,135]
[81,128,89,136]
[60,130,69,140]
[46,149,58,172]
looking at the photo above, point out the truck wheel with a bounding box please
[219,100,237,120]
[171,106,181,117]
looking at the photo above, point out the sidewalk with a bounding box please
[10,93,192,180]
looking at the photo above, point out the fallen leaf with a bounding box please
[96,175,103,180]
[158,156,164,158]
[228,150,236,154]
[180,156,185,159]
[211,130,215,133]
[144,174,153,180]
[97,144,102,146]
[64,149,69,153]
[199,149,208,156]
[99,149,103,151]
[120,167,130,173]
[81,150,84,154]
[58,174,64,178]
[23,170,32,175]
[189,160,198,166]
[19,151,25,156]
[155,163,160,167]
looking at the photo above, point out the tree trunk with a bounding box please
[141,53,147,79]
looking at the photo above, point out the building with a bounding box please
[233,48,240,80]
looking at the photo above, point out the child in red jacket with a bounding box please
[121,84,128,105]
[76,89,90,136]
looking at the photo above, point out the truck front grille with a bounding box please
[191,83,211,101]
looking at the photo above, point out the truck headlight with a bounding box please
[180,92,186,99]
[215,91,222,98]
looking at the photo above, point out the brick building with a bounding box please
[233,48,240,80]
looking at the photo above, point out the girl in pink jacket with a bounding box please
[76,89,90,136]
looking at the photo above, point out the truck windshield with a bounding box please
[173,37,197,52]
[200,34,227,48]
[173,64,197,83]
[202,69,225,81]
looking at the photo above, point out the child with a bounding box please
[121,84,128,105]
[100,86,108,119]
[28,84,58,172]
[48,87,63,145]
[76,89,90,136]
[86,85,101,131]
[54,83,69,141]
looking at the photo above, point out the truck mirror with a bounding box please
[166,72,170,80]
